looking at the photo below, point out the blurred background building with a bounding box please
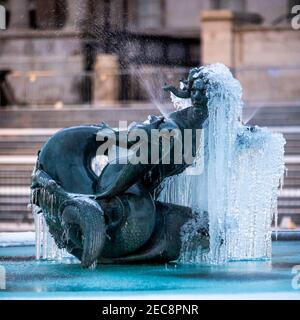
[0,0,299,231]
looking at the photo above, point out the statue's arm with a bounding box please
[96,116,169,149]
[96,128,136,149]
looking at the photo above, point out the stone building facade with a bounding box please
[0,0,298,106]
[201,10,300,104]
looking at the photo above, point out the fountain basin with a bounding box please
[0,234,299,299]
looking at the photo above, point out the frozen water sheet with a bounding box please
[158,64,286,263]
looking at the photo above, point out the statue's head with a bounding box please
[190,77,208,110]
[163,66,208,110]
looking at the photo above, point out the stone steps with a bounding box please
[0,106,160,129]
[244,105,300,127]
[0,104,300,228]
[0,126,300,157]
[0,105,300,128]
[0,158,300,226]
[1,166,299,187]
[1,190,299,223]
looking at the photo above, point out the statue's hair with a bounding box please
[172,63,243,113]
[189,63,242,106]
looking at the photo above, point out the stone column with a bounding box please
[201,10,235,67]
[8,0,29,29]
[64,0,88,30]
[0,5,6,30]
[93,54,120,105]
[200,10,263,67]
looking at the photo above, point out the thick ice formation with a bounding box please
[157,64,285,263]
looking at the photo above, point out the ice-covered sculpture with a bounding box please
[158,64,285,263]
[31,63,285,267]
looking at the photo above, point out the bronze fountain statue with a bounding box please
[31,67,211,267]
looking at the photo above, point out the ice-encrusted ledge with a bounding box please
[0,232,35,247]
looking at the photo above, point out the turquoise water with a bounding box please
[0,241,300,299]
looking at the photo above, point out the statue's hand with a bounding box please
[98,122,111,130]
[99,129,115,138]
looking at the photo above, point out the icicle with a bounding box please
[88,261,97,270]
[33,206,42,260]
[157,64,286,264]
[42,217,48,259]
